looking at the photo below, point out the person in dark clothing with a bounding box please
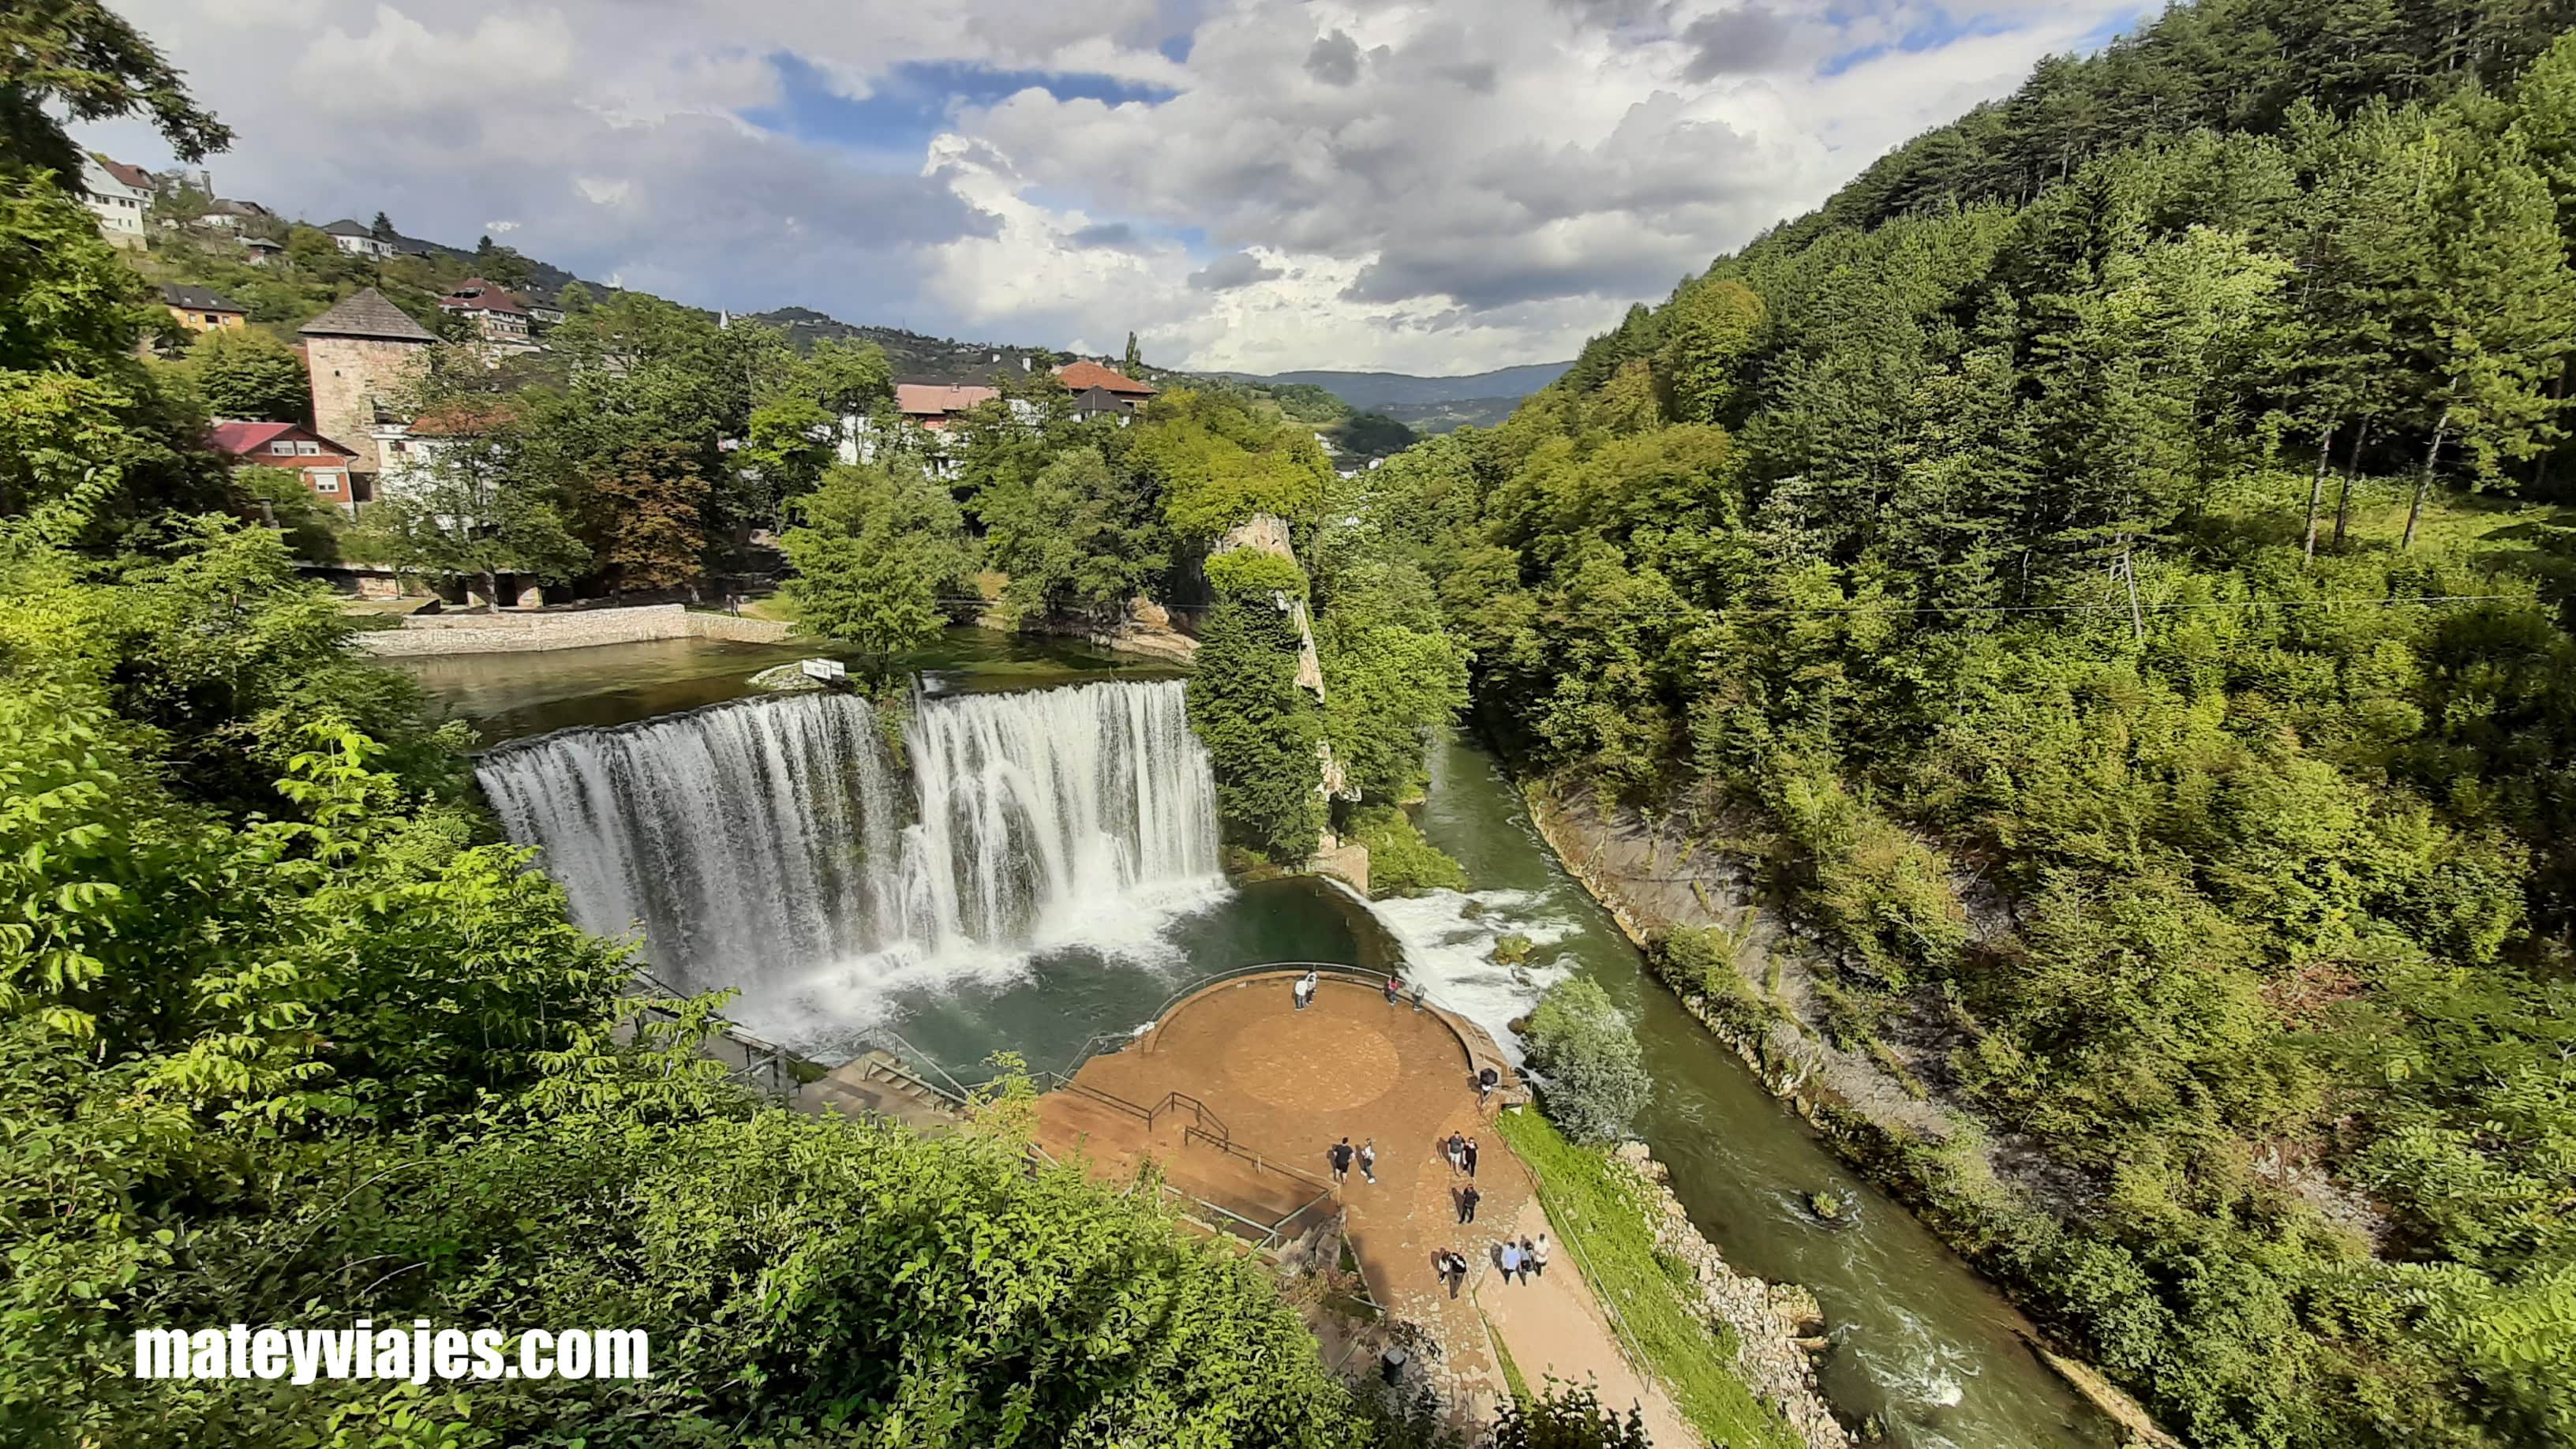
[1330,1137,1354,1183]
[1463,1137,1480,1178]
[1458,1184,1481,1224]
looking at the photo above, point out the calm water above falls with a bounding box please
[426,633,2111,1447]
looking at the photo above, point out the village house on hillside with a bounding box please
[893,382,1002,431]
[193,198,275,231]
[161,284,245,335]
[208,421,367,510]
[320,219,396,259]
[81,155,152,249]
[1054,360,1158,416]
[299,288,436,476]
[438,278,534,344]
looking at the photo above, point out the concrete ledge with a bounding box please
[354,603,792,655]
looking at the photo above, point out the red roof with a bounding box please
[90,155,154,192]
[895,383,1000,417]
[208,421,359,459]
[439,279,530,315]
[1055,361,1156,397]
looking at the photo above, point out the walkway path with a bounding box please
[1477,1197,1695,1448]
[1033,970,1694,1443]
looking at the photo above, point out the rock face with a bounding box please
[1608,1140,1854,1449]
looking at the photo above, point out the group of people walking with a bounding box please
[1328,1136,1377,1185]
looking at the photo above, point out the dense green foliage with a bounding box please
[1189,547,1325,862]
[354,428,590,606]
[0,24,1426,1443]
[1400,10,2576,1447]
[1520,977,1649,1144]
[779,462,973,661]
[1344,805,1469,893]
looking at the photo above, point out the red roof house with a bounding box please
[208,421,369,507]
[1054,361,1158,399]
[894,382,1001,430]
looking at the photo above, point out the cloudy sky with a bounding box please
[89,1,2146,374]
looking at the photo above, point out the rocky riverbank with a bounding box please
[1606,1140,1850,1449]
[1527,781,2180,1449]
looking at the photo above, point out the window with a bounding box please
[295,441,321,455]
[269,440,296,455]
[312,475,341,494]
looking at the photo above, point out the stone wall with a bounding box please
[354,603,792,655]
[305,335,428,470]
[1608,1141,1853,1449]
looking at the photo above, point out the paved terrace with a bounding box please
[1033,969,1691,1443]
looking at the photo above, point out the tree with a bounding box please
[982,445,1170,623]
[778,462,972,665]
[369,209,394,239]
[1125,330,1144,375]
[1316,561,1467,803]
[590,439,706,595]
[352,431,588,609]
[1189,547,1325,863]
[0,0,230,184]
[183,326,306,423]
[1488,1383,1655,1449]
[1657,276,1765,424]
[1521,976,1649,1144]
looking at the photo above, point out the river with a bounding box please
[414,632,2112,1449]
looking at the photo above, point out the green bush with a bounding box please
[1344,804,1469,893]
[1522,976,1650,1143]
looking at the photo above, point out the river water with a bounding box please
[414,633,2111,1449]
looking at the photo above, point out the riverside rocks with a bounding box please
[1609,1140,1852,1449]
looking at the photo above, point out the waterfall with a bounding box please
[476,680,1222,1035]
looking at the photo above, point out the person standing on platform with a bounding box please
[1358,1139,1377,1184]
[1463,1136,1480,1178]
[1330,1137,1354,1184]
[1530,1232,1549,1279]
[1499,1239,1522,1283]
[1445,1131,1466,1174]
[1384,974,1402,1006]
[1458,1183,1481,1224]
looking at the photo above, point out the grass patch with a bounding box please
[1493,1108,1803,1449]
[1485,1311,1532,1407]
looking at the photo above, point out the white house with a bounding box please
[320,219,395,259]
[81,155,151,249]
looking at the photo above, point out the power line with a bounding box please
[1715,593,2537,618]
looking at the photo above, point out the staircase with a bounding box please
[799,1049,966,1129]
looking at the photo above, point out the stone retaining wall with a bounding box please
[354,603,792,655]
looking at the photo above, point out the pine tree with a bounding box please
[1123,331,1143,376]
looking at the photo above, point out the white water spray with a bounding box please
[476,680,1222,1036]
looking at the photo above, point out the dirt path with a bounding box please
[1477,1198,1697,1448]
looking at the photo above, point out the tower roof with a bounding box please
[298,288,436,343]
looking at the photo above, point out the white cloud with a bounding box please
[88,0,2142,373]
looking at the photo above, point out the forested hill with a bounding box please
[1221,362,1573,411]
[1357,5,2576,1447]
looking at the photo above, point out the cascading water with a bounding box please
[476,679,1222,1044]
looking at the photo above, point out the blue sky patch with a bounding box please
[743,55,1177,162]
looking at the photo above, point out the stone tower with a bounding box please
[298,288,435,474]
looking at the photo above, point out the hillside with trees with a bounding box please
[1321,6,2576,1447]
[0,9,1490,1447]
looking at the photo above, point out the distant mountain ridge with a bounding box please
[1218,362,1571,412]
